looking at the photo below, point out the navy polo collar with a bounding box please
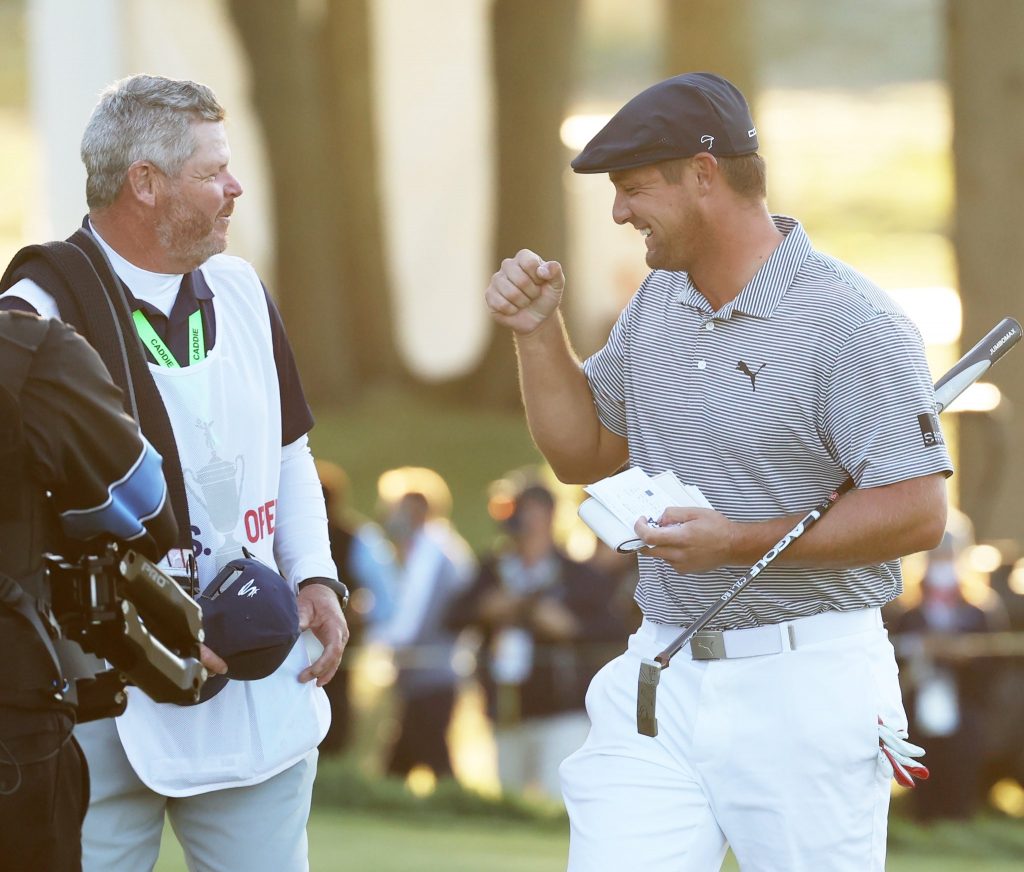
[129,270,214,328]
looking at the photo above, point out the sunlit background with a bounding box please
[2,1,1024,870]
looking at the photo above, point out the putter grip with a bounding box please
[934,316,1021,412]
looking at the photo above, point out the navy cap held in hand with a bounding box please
[185,556,300,705]
[571,72,759,174]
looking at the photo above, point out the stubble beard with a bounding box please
[651,205,708,273]
[156,198,227,272]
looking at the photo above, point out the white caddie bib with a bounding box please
[113,255,329,796]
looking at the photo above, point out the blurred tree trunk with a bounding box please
[662,0,757,99]
[320,0,404,385]
[948,0,1024,543]
[228,0,356,405]
[445,0,580,408]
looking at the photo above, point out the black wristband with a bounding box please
[297,576,349,609]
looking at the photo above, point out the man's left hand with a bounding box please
[634,507,737,574]
[297,583,349,686]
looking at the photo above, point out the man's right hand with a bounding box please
[485,249,565,335]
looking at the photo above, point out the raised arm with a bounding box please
[485,249,627,483]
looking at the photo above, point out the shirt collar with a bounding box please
[164,272,212,326]
[671,215,812,319]
[123,271,213,327]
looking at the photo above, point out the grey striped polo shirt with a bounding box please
[582,216,953,629]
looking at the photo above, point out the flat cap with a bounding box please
[571,72,758,174]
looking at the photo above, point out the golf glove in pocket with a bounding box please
[878,717,929,788]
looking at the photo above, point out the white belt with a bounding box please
[642,608,883,661]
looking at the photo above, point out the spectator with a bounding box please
[892,511,1008,820]
[982,556,1024,796]
[449,479,624,799]
[586,539,643,638]
[316,459,397,754]
[376,467,475,780]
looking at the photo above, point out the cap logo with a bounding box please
[700,135,714,150]
[238,579,260,598]
[748,128,756,138]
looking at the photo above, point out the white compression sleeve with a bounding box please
[273,434,339,586]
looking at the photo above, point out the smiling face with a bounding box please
[155,120,243,272]
[609,160,711,273]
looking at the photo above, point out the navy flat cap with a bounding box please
[571,72,759,174]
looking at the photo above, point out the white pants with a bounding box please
[559,614,904,872]
[496,710,591,799]
[75,717,316,872]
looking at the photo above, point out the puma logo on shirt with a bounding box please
[737,361,766,391]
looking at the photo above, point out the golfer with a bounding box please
[484,72,949,871]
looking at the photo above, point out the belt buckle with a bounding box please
[690,631,726,660]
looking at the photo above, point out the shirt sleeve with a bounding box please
[262,285,315,445]
[820,313,954,489]
[0,278,61,318]
[20,318,178,559]
[272,434,339,585]
[581,294,638,438]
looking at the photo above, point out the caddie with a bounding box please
[0,74,349,872]
[483,71,949,871]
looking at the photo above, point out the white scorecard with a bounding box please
[579,468,713,553]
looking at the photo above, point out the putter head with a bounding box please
[637,658,662,737]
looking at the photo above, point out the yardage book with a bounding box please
[578,467,713,553]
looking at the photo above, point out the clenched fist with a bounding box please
[485,249,565,335]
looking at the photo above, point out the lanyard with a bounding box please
[132,308,206,368]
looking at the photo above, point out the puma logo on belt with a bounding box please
[737,361,766,391]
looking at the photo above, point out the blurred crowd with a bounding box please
[314,461,1024,820]
[313,461,639,802]
[884,507,1024,822]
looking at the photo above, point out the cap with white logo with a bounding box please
[180,556,300,704]
[571,71,759,174]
